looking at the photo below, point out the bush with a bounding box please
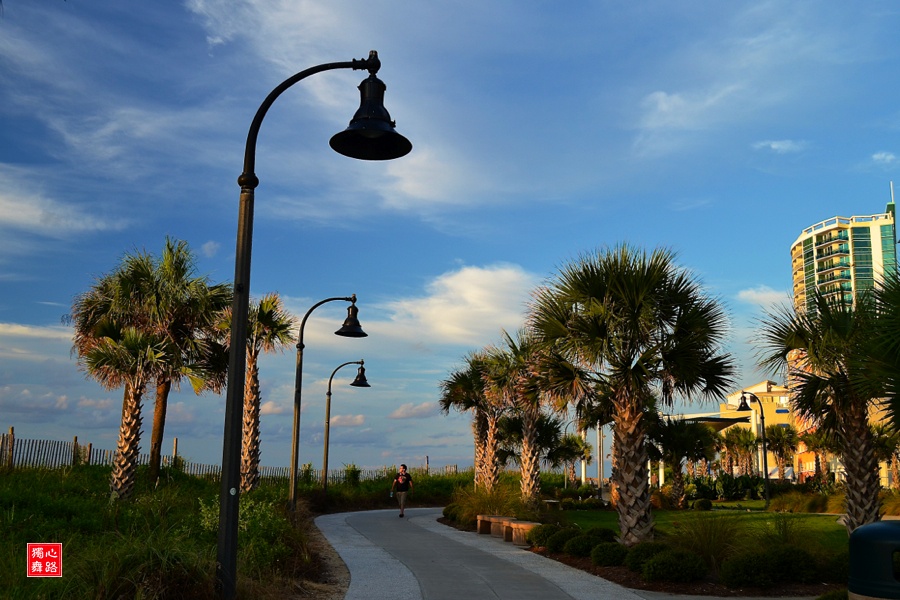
[719,548,774,588]
[591,542,628,566]
[546,528,582,553]
[563,535,599,558]
[624,541,670,572]
[668,514,744,575]
[526,523,562,547]
[693,498,712,511]
[642,548,708,583]
[583,526,617,543]
[560,498,576,510]
[815,590,848,600]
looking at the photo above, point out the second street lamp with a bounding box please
[288,295,367,511]
[737,391,770,509]
[216,50,410,600]
[322,360,370,493]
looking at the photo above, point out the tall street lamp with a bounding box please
[288,295,367,511]
[322,360,370,493]
[737,391,770,509]
[216,51,410,600]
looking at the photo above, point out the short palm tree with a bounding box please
[80,323,167,499]
[757,291,885,533]
[220,293,294,493]
[439,352,499,489]
[483,329,545,507]
[765,424,799,480]
[529,245,735,545]
[799,428,836,482]
[647,416,716,508]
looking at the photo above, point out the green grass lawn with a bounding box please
[564,508,850,555]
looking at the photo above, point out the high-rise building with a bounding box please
[790,196,897,314]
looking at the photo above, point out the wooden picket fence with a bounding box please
[0,427,459,485]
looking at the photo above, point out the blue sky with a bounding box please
[2,1,899,474]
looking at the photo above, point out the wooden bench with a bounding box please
[509,521,541,546]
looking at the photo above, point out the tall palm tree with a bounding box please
[226,293,295,493]
[765,424,799,480]
[79,322,167,499]
[757,291,885,533]
[439,352,495,488]
[483,329,545,507]
[529,245,735,545]
[647,417,716,508]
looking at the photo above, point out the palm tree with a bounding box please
[647,417,716,508]
[799,428,835,483]
[439,352,497,489]
[221,293,294,493]
[529,245,735,545]
[69,238,231,482]
[483,329,545,507]
[765,424,799,480]
[79,323,167,499]
[757,291,885,533]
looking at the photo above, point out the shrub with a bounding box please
[560,498,576,510]
[546,528,582,553]
[719,548,774,588]
[583,526,617,543]
[668,514,744,575]
[591,542,628,566]
[642,548,708,583]
[526,523,562,547]
[815,590,848,600]
[563,535,599,558]
[624,541,670,572]
[818,548,849,584]
[767,544,819,584]
[693,498,712,511]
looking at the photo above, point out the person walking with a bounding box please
[391,464,414,517]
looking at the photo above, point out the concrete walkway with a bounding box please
[315,507,820,600]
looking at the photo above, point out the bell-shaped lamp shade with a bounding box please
[335,303,367,338]
[736,394,751,412]
[350,365,370,388]
[330,74,412,161]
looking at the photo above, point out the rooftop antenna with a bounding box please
[892,181,896,204]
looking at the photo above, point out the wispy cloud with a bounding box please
[331,414,365,427]
[752,139,808,154]
[388,402,441,420]
[872,151,898,165]
[737,285,790,309]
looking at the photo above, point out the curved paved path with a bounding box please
[317,507,647,600]
[316,508,822,600]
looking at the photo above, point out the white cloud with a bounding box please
[379,264,538,346]
[752,140,807,154]
[260,400,287,416]
[331,414,365,427]
[201,241,221,258]
[0,323,72,341]
[873,152,898,165]
[737,285,790,309]
[388,402,440,420]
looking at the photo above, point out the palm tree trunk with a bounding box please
[519,406,542,507]
[891,453,900,491]
[472,409,487,487]
[148,378,171,483]
[778,457,786,481]
[110,382,144,500]
[669,461,685,509]
[241,355,262,493]
[839,407,881,533]
[613,398,653,546]
[482,411,501,492]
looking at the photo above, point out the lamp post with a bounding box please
[288,295,367,511]
[322,360,370,493]
[216,51,410,600]
[737,391,770,509]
